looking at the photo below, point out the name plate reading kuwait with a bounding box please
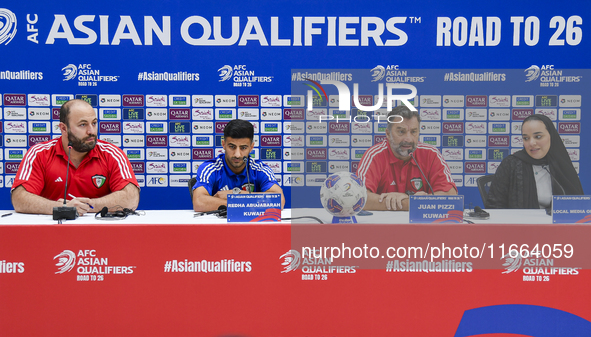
[552,196,591,224]
[227,193,282,223]
[409,195,464,223]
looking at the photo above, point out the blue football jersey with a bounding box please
[194,154,278,195]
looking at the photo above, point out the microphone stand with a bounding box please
[243,156,253,194]
[53,142,77,221]
[409,149,434,194]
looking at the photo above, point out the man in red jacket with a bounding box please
[358,105,457,211]
[11,99,140,215]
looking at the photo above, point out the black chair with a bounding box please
[188,177,197,200]
[476,175,495,209]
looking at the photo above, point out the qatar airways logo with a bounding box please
[29,135,50,146]
[353,95,373,107]
[122,95,144,107]
[5,162,20,174]
[306,149,327,160]
[4,94,26,106]
[169,108,190,120]
[488,135,509,147]
[466,95,487,107]
[558,122,580,134]
[99,122,121,133]
[215,122,228,133]
[512,109,533,121]
[261,135,281,147]
[146,135,167,147]
[238,95,259,107]
[329,122,350,133]
[442,122,463,134]
[374,135,387,144]
[192,148,213,160]
[131,162,146,174]
[284,108,304,120]
[465,162,485,173]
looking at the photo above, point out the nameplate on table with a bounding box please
[227,193,282,223]
[552,196,591,224]
[409,195,464,223]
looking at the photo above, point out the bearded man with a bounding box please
[11,99,139,215]
[357,105,457,211]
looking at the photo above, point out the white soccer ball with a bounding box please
[320,171,367,217]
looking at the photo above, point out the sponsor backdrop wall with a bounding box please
[0,0,588,209]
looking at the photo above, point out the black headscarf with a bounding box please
[511,114,583,207]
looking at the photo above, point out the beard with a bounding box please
[68,130,97,153]
[392,141,416,157]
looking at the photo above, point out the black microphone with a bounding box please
[194,205,227,217]
[543,165,566,195]
[243,156,252,194]
[100,206,108,217]
[53,142,77,220]
[408,149,434,194]
[465,206,490,220]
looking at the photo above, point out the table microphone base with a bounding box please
[53,206,77,220]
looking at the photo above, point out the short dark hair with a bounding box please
[59,99,89,126]
[387,104,421,130]
[223,119,254,140]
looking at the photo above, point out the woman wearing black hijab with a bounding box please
[487,114,584,209]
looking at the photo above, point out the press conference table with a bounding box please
[0,209,589,337]
[0,208,554,225]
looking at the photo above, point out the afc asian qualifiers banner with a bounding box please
[1,223,591,336]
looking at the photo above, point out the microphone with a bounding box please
[408,149,434,194]
[465,206,490,220]
[53,142,77,220]
[543,165,566,195]
[95,206,138,219]
[243,156,252,194]
[194,205,227,217]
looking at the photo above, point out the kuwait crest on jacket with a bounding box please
[92,175,106,188]
[411,177,423,190]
